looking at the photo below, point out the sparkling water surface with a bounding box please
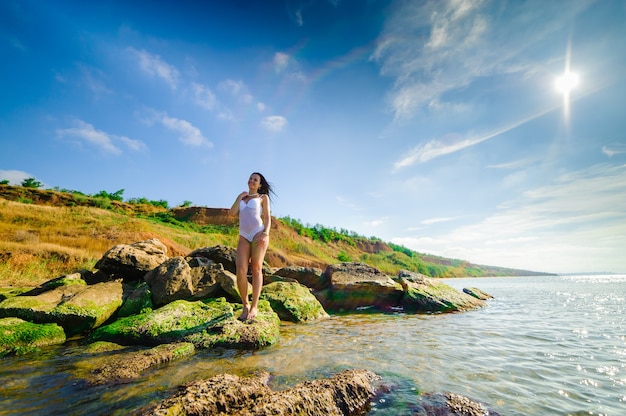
[0,275,624,415]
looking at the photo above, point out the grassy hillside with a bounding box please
[0,184,552,287]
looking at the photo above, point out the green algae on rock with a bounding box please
[260,281,329,323]
[0,317,66,356]
[90,297,280,349]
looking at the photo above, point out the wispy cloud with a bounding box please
[273,52,290,73]
[128,47,179,89]
[57,120,147,154]
[421,216,459,225]
[393,163,626,272]
[219,79,254,104]
[602,144,626,157]
[372,0,590,121]
[191,82,218,110]
[160,114,213,147]
[260,115,288,132]
[393,103,558,169]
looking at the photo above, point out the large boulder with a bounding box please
[135,369,380,416]
[273,266,328,291]
[187,245,272,275]
[95,238,168,280]
[395,270,485,313]
[0,278,124,336]
[89,298,280,349]
[186,245,237,274]
[260,281,329,323]
[319,262,404,311]
[143,257,244,306]
[0,317,66,356]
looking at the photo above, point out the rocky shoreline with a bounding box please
[0,238,499,415]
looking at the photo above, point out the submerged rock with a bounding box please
[83,342,195,385]
[395,270,485,313]
[463,287,494,300]
[260,281,329,322]
[134,369,380,416]
[0,317,66,356]
[413,392,501,416]
[90,298,280,349]
[320,262,404,311]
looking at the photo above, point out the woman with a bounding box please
[229,172,273,321]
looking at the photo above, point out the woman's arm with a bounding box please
[261,194,271,235]
[229,192,247,216]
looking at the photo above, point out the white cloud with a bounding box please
[219,79,253,103]
[421,216,458,225]
[602,144,626,157]
[56,120,146,154]
[372,0,590,121]
[257,102,266,112]
[273,52,290,73]
[260,115,288,132]
[128,47,179,89]
[160,114,213,147]
[393,163,626,273]
[191,82,218,110]
[0,170,34,185]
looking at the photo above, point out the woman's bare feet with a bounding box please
[247,306,258,321]
[238,304,250,321]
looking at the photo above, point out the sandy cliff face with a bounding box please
[170,207,237,226]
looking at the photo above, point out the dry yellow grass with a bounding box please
[0,198,236,287]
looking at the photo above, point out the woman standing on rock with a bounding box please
[229,172,273,321]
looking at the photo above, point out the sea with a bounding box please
[0,274,624,415]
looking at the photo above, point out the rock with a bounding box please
[186,245,237,274]
[83,342,195,386]
[395,270,485,313]
[135,369,380,416]
[144,257,194,306]
[0,279,124,336]
[0,317,66,356]
[90,298,280,349]
[273,266,328,291]
[20,272,86,296]
[117,282,153,317]
[463,287,494,300]
[187,245,272,275]
[260,281,329,322]
[320,262,404,311]
[413,392,501,416]
[143,257,242,306]
[0,287,30,301]
[95,238,168,280]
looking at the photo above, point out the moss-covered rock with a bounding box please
[395,270,485,313]
[0,317,66,356]
[260,281,329,322]
[463,287,494,300]
[90,298,280,349]
[0,279,123,336]
[117,282,153,317]
[0,287,30,301]
[80,342,195,385]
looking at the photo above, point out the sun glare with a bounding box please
[555,71,579,94]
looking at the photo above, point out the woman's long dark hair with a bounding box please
[253,172,276,201]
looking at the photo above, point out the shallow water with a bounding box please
[1,274,624,415]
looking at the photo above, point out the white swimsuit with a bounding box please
[239,197,265,242]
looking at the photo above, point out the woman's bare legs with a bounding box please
[236,236,251,320]
[247,233,268,320]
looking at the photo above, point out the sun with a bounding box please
[555,71,579,94]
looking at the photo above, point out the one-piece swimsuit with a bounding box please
[239,197,264,242]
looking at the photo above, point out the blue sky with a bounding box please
[1,0,625,274]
